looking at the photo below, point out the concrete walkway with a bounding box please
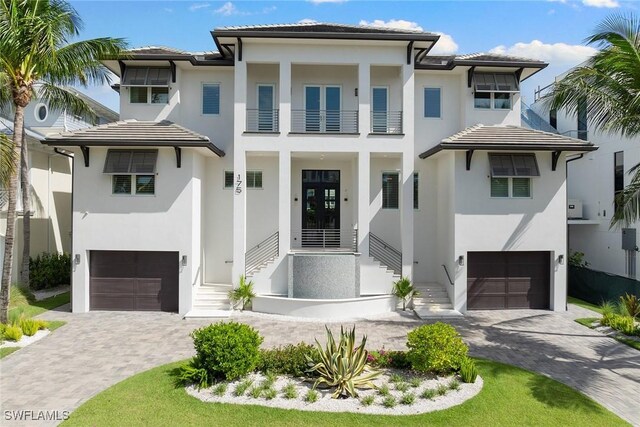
[0,305,638,426]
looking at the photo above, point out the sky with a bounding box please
[69,0,637,112]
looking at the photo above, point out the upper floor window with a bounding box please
[103,149,158,196]
[382,172,399,209]
[549,108,558,129]
[473,72,518,110]
[488,153,539,199]
[577,97,588,140]
[34,103,48,122]
[614,151,624,209]
[424,88,441,118]
[203,83,220,115]
[224,170,263,189]
[122,67,171,105]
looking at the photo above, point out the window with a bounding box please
[473,72,518,110]
[549,108,558,129]
[151,87,169,104]
[104,150,158,195]
[615,151,624,210]
[382,172,399,209]
[122,67,171,105]
[202,83,220,115]
[424,88,441,118]
[512,178,531,198]
[475,92,512,109]
[488,153,537,199]
[129,87,168,104]
[474,92,491,109]
[577,97,588,140]
[34,103,48,122]
[130,87,148,104]
[224,170,262,189]
[491,177,531,198]
[494,92,511,110]
[413,172,419,209]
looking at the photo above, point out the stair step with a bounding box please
[184,309,231,318]
[414,299,452,305]
[193,303,231,310]
[414,308,463,319]
[200,283,232,289]
[197,289,230,296]
[195,295,229,303]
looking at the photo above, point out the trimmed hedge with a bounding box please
[29,253,70,290]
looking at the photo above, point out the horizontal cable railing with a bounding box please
[371,111,403,134]
[369,232,402,276]
[291,110,358,134]
[301,229,341,248]
[246,109,279,132]
[245,231,279,277]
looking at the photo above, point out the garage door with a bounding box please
[467,251,550,310]
[90,251,179,312]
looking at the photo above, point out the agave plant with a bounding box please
[228,275,256,311]
[392,277,419,311]
[306,326,379,398]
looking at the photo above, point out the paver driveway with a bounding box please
[1,305,638,426]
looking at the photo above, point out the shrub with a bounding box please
[406,323,469,374]
[257,343,315,377]
[400,392,416,405]
[568,251,589,267]
[436,384,448,396]
[607,314,637,336]
[4,325,23,342]
[233,378,253,396]
[34,319,49,330]
[360,395,375,406]
[307,326,379,398]
[263,387,277,400]
[249,387,262,399]
[177,357,211,389]
[392,277,419,311]
[600,301,616,325]
[382,395,396,408]
[420,388,436,400]
[409,377,422,388]
[303,389,319,403]
[367,349,410,369]
[29,252,71,290]
[377,384,390,396]
[212,383,227,396]
[459,357,478,383]
[448,379,461,391]
[191,322,263,381]
[620,293,640,318]
[228,275,256,311]
[395,382,409,392]
[20,318,39,337]
[389,373,404,384]
[0,323,5,340]
[281,382,298,399]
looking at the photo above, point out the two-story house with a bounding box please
[44,23,596,318]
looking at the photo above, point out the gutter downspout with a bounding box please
[54,148,74,310]
[565,153,585,311]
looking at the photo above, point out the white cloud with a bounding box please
[262,5,277,14]
[298,18,318,24]
[189,2,210,11]
[430,32,459,55]
[582,0,619,7]
[489,40,597,65]
[359,19,423,32]
[163,7,173,13]
[547,8,556,14]
[308,0,347,4]
[215,2,238,15]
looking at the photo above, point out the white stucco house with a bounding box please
[43,23,597,318]
[0,88,118,283]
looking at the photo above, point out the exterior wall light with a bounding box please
[458,255,464,266]
[74,254,81,265]
[558,254,564,265]
[181,255,188,267]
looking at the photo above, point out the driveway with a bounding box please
[1,305,638,426]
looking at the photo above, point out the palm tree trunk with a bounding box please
[20,128,31,288]
[1,105,24,324]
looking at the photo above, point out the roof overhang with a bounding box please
[419,142,598,159]
[415,59,547,81]
[42,139,225,157]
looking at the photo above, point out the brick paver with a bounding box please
[0,305,638,425]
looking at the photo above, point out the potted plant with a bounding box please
[392,277,419,311]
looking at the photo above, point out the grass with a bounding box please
[575,317,640,351]
[0,347,19,358]
[568,297,603,314]
[61,359,628,426]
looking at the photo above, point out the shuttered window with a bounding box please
[489,154,539,177]
[104,150,158,174]
[382,172,399,209]
[246,171,263,189]
[424,88,441,118]
[491,177,531,198]
[512,178,531,198]
[112,175,132,194]
[491,178,509,198]
[413,172,419,209]
[151,87,169,104]
[474,73,519,93]
[122,67,170,87]
[130,87,148,104]
[224,171,234,188]
[203,83,220,115]
[136,175,155,195]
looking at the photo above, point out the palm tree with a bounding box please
[546,13,640,227]
[0,0,126,323]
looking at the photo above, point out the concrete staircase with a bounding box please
[184,283,232,318]
[360,256,400,295]
[412,282,463,319]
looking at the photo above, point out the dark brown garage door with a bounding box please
[467,251,550,310]
[90,251,178,312]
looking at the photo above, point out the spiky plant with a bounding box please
[228,275,256,311]
[392,277,419,311]
[620,293,640,318]
[306,326,380,399]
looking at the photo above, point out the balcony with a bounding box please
[371,111,403,134]
[246,109,279,133]
[291,110,359,134]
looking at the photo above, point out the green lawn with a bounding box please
[63,359,628,427]
[568,297,603,314]
[0,347,19,358]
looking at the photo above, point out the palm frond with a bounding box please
[0,133,15,187]
[38,83,97,121]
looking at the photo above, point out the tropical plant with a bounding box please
[306,326,380,398]
[0,133,15,187]
[303,389,319,403]
[3,324,22,341]
[568,251,590,268]
[228,275,256,311]
[177,357,210,389]
[620,293,640,318]
[460,357,478,383]
[0,0,127,322]
[256,343,315,377]
[19,318,39,336]
[406,322,469,374]
[392,277,419,311]
[545,13,640,227]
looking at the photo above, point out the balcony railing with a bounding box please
[301,228,358,251]
[291,110,358,134]
[246,109,279,132]
[371,111,403,134]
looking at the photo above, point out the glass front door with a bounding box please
[372,87,388,132]
[304,86,341,132]
[302,170,340,247]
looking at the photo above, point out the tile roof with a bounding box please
[217,22,431,35]
[44,120,225,156]
[419,53,546,68]
[419,124,597,159]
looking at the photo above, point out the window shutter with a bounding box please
[122,67,170,86]
[130,151,158,174]
[203,84,220,115]
[474,73,519,93]
[104,150,132,174]
[382,172,399,209]
[489,154,515,177]
[104,150,158,174]
[424,88,441,118]
[490,154,539,177]
[512,154,539,177]
[146,68,171,86]
[122,68,148,86]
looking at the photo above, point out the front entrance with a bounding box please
[302,170,340,247]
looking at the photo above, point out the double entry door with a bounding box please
[302,170,340,248]
[304,85,341,132]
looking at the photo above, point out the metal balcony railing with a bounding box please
[369,232,402,276]
[291,110,358,134]
[371,111,403,134]
[301,228,358,250]
[245,231,279,277]
[246,109,279,132]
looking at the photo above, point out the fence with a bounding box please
[568,265,640,305]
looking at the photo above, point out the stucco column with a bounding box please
[232,54,247,283]
[279,150,291,256]
[357,152,370,257]
[358,63,371,135]
[279,61,291,134]
[401,62,415,280]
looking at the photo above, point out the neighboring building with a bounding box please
[44,23,596,318]
[530,69,640,278]
[0,87,118,283]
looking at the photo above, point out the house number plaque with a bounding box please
[235,174,242,194]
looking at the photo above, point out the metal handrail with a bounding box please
[369,232,402,276]
[291,110,358,134]
[441,264,454,286]
[370,111,403,134]
[301,228,340,248]
[245,231,279,276]
[246,109,279,132]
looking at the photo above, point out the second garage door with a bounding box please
[467,251,550,310]
[90,251,179,312]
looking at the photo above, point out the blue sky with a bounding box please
[70,0,636,111]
